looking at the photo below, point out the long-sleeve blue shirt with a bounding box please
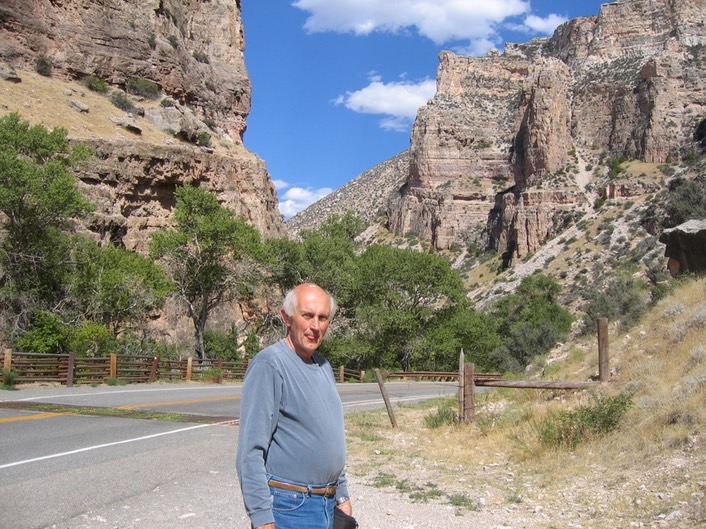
[235,339,349,527]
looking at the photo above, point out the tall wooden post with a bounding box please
[458,349,465,422]
[148,356,159,383]
[463,362,475,423]
[374,369,398,428]
[110,354,118,379]
[3,348,11,372]
[339,365,345,383]
[186,357,193,381]
[597,318,609,382]
[66,352,75,387]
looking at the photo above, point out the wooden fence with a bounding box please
[1,349,249,387]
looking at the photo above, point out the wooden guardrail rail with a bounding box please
[1,349,250,387]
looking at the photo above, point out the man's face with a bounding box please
[282,285,332,361]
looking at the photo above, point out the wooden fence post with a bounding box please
[186,357,193,381]
[360,370,365,382]
[374,369,398,428]
[597,318,609,382]
[458,349,465,422]
[3,348,11,372]
[463,362,475,423]
[339,365,345,383]
[148,356,159,383]
[66,352,75,388]
[110,354,117,379]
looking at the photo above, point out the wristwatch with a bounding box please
[336,496,349,505]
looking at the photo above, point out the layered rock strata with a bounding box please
[389,0,706,261]
[0,0,285,249]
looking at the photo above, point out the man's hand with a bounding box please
[337,498,353,516]
[255,524,275,529]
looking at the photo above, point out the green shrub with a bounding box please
[16,311,72,354]
[607,156,626,178]
[658,164,676,176]
[204,327,238,361]
[160,98,176,107]
[82,74,109,93]
[2,369,17,389]
[111,91,136,113]
[126,77,160,99]
[193,51,210,63]
[147,33,157,50]
[424,402,458,428]
[196,131,212,147]
[581,276,647,332]
[35,55,52,77]
[201,367,223,384]
[168,35,179,49]
[538,393,633,449]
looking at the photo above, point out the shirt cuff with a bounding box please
[249,508,275,528]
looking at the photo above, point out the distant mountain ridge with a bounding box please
[286,150,409,235]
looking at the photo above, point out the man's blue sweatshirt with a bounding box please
[236,339,349,527]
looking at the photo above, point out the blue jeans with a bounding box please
[269,481,335,529]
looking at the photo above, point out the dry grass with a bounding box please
[0,67,241,155]
[345,277,706,527]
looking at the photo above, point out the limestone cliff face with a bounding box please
[76,140,282,254]
[0,0,286,248]
[389,0,706,261]
[0,0,249,142]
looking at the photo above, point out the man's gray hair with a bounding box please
[282,284,338,319]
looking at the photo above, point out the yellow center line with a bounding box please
[117,395,241,410]
[0,412,69,423]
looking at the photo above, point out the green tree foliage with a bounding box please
[640,176,706,231]
[663,178,706,227]
[489,274,573,371]
[69,238,172,335]
[581,275,647,333]
[150,185,264,360]
[422,301,500,372]
[0,113,93,320]
[266,211,363,311]
[347,245,466,370]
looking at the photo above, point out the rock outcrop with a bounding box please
[76,139,282,254]
[659,219,706,276]
[0,0,250,142]
[0,0,286,249]
[389,0,706,262]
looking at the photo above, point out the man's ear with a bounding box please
[280,309,291,327]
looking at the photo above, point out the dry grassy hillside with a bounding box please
[344,277,706,528]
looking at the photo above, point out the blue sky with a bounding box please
[241,1,607,218]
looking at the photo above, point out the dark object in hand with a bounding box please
[334,505,358,529]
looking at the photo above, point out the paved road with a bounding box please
[0,381,457,529]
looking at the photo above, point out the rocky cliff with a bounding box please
[0,0,285,250]
[389,0,705,262]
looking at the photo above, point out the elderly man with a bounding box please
[236,283,352,529]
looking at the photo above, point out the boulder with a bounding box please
[658,219,706,276]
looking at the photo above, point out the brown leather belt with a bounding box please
[268,479,336,497]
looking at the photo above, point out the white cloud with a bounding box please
[523,14,568,34]
[273,179,289,191]
[278,186,333,218]
[335,76,437,131]
[292,0,531,45]
[293,0,569,53]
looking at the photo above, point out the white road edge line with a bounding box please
[0,421,230,470]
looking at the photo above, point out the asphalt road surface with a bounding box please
[0,381,457,529]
